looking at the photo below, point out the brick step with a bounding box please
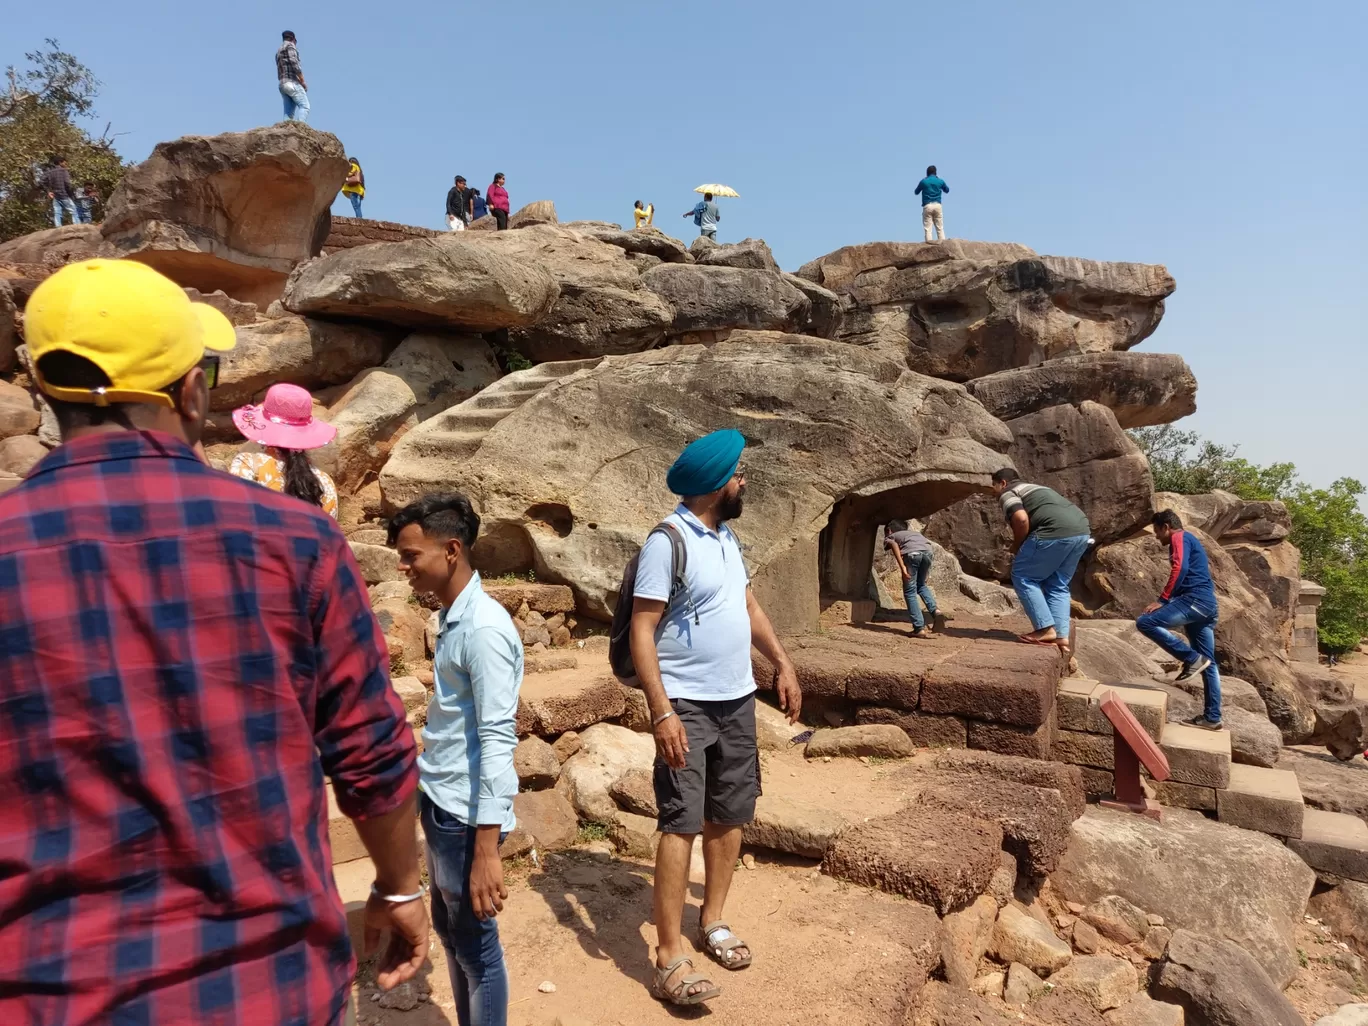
[1056,679,1168,741]
[1216,764,1304,839]
[1157,721,1231,789]
[1288,808,1368,882]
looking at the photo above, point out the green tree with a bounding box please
[1,40,126,241]
[1130,426,1368,654]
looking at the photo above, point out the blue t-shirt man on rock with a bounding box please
[914,164,949,241]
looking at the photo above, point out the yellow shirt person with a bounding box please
[341,158,364,217]
[633,201,654,228]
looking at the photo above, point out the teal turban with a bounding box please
[666,429,745,497]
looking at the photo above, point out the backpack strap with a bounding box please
[653,522,699,626]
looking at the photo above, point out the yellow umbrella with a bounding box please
[694,184,740,198]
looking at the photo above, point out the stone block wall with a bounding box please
[1292,579,1325,663]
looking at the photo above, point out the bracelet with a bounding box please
[370,882,428,905]
[652,709,677,726]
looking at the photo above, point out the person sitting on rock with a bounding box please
[389,492,524,1026]
[884,518,939,638]
[229,383,339,519]
[1137,510,1224,730]
[629,429,802,1008]
[634,199,655,228]
[992,467,1091,654]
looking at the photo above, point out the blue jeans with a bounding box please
[1011,533,1089,639]
[1137,599,1222,722]
[420,793,508,1026]
[901,551,938,630]
[52,196,78,228]
[345,192,362,217]
[279,79,310,122]
[75,198,94,224]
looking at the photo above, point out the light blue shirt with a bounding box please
[419,572,524,831]
[634,505,755,702]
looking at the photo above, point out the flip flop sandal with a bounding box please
[651,955,720,1006]
[1017,633,1058,646]
[698,921,753,971]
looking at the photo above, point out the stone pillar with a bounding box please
[1292,579,1325,663]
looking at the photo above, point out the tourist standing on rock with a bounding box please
[629,429,802,1008]
[684,192,720,240]
[44,156,78,228]
[229,383,341,519]
[76,181,100,224]
[389,492,524,1026]
[992,468,1090,654]
[341,156,365,217]
[447,175,470,231]
[469,187,489,222]
[276,31,310,122]
[487,173,511,230]
[1138,510,1224,729]
[2,258,427,1024]
[914,165,949,241]
[884,519,939,638]
[634,199,655,228]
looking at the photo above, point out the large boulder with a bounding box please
[641,263,811,342]
[795,239,1035,291]
[1225,540,1302,640]
[379,338,1011,630]
[1152,930,1305,1026]
[925,401,1154,579]
[325,333,501,488]
[784,274,846,339]
[281,233,560,330]
[101,124,347,307]
[0,379,40,439]
[1052,807,1316,987]
[487,226,674,361]
[818,241,1175,381]
[966,352,1198,428]
[1153,490,1246,540]
[211,315,394,410]
[693,237,780,271]
[568,224,692,263]
[1079,527,1317,739]
[0,224,106,267]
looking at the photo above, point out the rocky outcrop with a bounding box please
[212,315,395,410]
[966,352,1198,428]
[0,224,106,267]
[641,263,811,343]
[1152,930,1304,1026]
[804,241,1175,380]
[926,400,1154,579]
[568,224,693,264]
[380,338,1011,630]
[282,233,559,330]
[693,237,780,271]
[102,124,347,307]
[1052,806,1315,987]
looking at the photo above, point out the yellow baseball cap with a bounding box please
[25,258,236,408]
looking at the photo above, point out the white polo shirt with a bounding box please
[633,505,756,702]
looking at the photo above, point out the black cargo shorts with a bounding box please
[654,693,761,835]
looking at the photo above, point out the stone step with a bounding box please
[1056,678,1167,742]
[327,777,425,866]
[452,406,515,429]
[1287,808,1368,882]
[1216,764,1304,839]
[1158,722,1232,788]
[469,389,540,409]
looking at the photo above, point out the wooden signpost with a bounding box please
[1097,688,1171,822]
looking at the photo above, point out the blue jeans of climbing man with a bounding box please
[279,79,310,122]
[1136,598,1222,722]
[1011,533,1090,639]
[420,793,509,1026]
[901,550,938,630]
[51,195,78,228]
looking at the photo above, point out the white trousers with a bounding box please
[922,202,945,241]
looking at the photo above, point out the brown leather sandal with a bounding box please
[697,921,753,970]
[652,956,720,1006]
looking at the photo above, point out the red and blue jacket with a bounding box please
[1161,529,1217,608]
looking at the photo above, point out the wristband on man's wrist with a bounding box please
[371,882,428,905]
[652,709,677,726]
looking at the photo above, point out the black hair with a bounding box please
[634,200,643,209]
[454,175,466,184]
[704,192,713,201]
[926,165,937,176]
[346,157,364,188]
[279,448,325,509]
[388,492,480,550]
[991,467,1020,486]
[493,172,505,181]
[887,518,909,534]
[282,30,296,41]
[1152,510,1183,531]
[36,351,187,433]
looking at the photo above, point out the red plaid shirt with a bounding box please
[0,432,417,1026]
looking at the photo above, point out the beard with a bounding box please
[718,485,746,523]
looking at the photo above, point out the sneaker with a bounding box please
[1186,714,1223,731]
[1176,655,1212,681]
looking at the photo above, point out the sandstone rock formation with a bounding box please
[380,338,1011,630]
[0,224,106,267]
[640,263,812,343]
[102,124,347,307]
[966,352,1198,429]
[282,233,560,330]
[798,240,1175,380]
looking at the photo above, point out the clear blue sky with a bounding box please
[10,1,1365,488]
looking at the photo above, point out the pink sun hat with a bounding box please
[232,383,337,450]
